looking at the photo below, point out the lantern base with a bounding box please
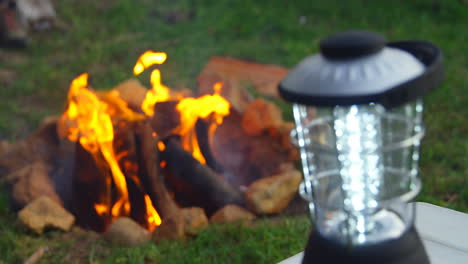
[302,227,429,264]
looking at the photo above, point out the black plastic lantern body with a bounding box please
[279,31,443,264]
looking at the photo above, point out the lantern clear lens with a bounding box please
[292,100,424,245]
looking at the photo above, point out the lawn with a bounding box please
[0,0,467,263]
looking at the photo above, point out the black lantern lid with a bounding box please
[279,30,443,108]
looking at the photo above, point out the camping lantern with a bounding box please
[279,30,443,264]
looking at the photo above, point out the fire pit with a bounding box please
[0,51,303,238]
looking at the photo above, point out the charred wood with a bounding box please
[160,138,244,215]
[195,119,223,173]
[134,121,180,219]
[72,142,112,232]
[114,124,148,228]
[150,101,180,139]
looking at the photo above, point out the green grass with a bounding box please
[0,0,467,262]
[0,186,309,263]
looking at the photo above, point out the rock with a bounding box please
[209,205,256,224]
[241,98,283,136]
[153,212,185,242]
[5,161,62,209]
[18,196,75,234]
[113,79,148,111]
[181,207,208,236]
[0,117,60,175]
[212,111,294,187]
[197,73,253,114]
[0,140,10,157]
[267,122,299,162]
[103,217,151,247]
[197,57,289,107]
[245,169,302,214]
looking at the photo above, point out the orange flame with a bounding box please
[60,51,232,232]
[133,51,167,76]
[144,195,162,232]
[133,51,179,116]
[135,52,231,164]
[60,74,131,220]
[175,82,230,163]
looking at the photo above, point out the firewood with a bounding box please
[113,123,148,227]
[195,119,223,173]
[72,142,112,232]
[134,121,180,219]
[160,138,245,215]
[150,101,181,139]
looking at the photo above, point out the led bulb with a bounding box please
[333,105,383,236]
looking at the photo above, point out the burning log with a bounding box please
[72,142,112,232]
[113,123,148,227]
[195,119,223,173]
[134,121,180,219]
[150,101,181,139]
[161,138,245,215]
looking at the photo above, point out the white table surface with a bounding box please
[278,202,468,264]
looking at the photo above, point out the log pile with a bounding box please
[0,56,306,244]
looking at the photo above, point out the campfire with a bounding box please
[0,51,302,239]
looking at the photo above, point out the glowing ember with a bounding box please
[94,203,108,216]
[157,141,166,151]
